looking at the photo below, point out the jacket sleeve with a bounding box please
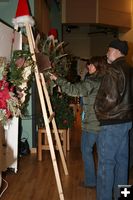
[55,77,93,97]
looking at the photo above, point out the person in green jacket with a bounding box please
[49,56,107,188]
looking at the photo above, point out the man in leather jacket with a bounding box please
[95,39,133,200]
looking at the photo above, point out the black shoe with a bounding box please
[79,181,96,189]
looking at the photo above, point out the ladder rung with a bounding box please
[48,112,55,123]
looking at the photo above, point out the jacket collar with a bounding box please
[112,56,126,64]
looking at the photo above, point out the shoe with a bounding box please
[79,181,96,189]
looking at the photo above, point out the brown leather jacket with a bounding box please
[94,57,133,125]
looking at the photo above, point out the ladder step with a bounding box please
[48,112,55,123]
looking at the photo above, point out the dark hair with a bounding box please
[88,56,107,75]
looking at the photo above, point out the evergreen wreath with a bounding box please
[35,32,74,129]
[0,50,35,125]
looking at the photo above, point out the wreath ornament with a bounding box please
[0,51,35,125]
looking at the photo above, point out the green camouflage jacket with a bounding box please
[55,73,103,133]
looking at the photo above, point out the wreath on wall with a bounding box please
[0,50,35,125]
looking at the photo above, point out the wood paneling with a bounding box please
[62,0,97,24]
[61,0,132,30]
[98,0,132,29]
[65,0,97,24]
[34,0,50,34]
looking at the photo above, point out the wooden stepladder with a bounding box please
[24,22,68,200]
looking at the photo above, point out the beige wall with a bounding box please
[63,26,91,59]
[120,0,133,64]
[63,25,115,79]
[63,25,116,59]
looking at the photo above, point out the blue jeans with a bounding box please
[81,131,98,186]
[96,122,132,200]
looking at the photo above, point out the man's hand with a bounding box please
[48,72,57,80]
